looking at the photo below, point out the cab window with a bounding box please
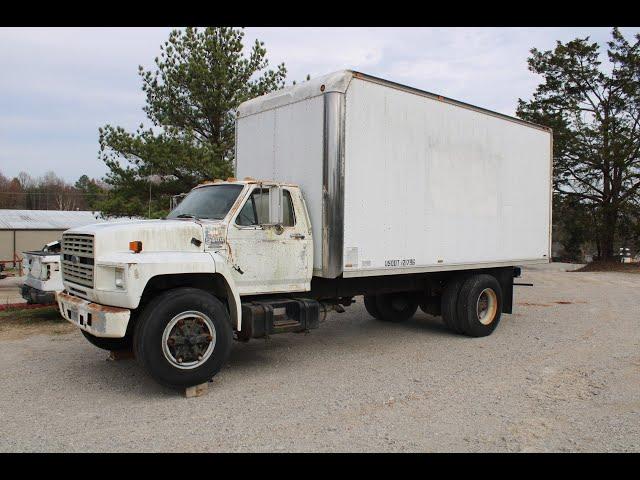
[282,190,295,226]
[236,188,295,227]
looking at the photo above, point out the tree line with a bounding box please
[96,27,288,219]
[0,171,107,212]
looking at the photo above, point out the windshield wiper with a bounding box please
[175,214,199,220]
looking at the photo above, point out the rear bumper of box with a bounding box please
[56,291,130,338]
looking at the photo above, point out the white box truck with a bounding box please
[56,71,552,389]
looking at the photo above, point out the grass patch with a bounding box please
[0,306,61,321]
[0,305,75,340]
[574,261,640,274]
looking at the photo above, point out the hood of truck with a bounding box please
[64,219,209,256]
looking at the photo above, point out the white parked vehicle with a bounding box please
[57,71,552,389]
[22,241,63,304]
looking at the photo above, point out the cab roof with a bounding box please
[236,69,550,132]
[192,177,299,190]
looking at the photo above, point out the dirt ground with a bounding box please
[0,263,638,452]
[574,261,640,274]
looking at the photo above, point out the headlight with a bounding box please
[94,264,128,291]
[114,267,125,289]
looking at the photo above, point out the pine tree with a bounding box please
[98,27,287,218]
[517,28,640,260]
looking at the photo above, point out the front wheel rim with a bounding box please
[476,288,498,325]
[161,311,216,370]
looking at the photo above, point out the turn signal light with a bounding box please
[129,241,143,253]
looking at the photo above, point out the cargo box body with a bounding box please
[236,70,552,279]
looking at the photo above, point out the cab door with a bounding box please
[226,185,313,295]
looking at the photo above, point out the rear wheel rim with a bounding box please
[161,311,216,370]
[476,288,498,325]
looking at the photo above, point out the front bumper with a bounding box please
[56,291,131,338]
[21,284,57,305]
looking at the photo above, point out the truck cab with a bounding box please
[223,180,313,294]
[57,179,319,388]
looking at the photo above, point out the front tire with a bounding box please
[134,288,233,389]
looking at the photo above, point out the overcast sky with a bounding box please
[1,27,639,183]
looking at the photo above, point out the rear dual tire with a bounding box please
[364,292,418,322]
[441,275,467,334]
[363,295,381,319]
[441,274,502,337]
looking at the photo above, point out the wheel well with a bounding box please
[137,273,233,319]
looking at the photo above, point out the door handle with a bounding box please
[290,233,305,240]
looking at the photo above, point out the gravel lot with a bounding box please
[0,263,638,452]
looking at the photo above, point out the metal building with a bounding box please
[0,210,103,263]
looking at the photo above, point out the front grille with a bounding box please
[61,234,94,288]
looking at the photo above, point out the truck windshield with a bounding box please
[167,184,244,220]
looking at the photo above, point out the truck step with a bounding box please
[272,318,302,333]
[239,298,320,340]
